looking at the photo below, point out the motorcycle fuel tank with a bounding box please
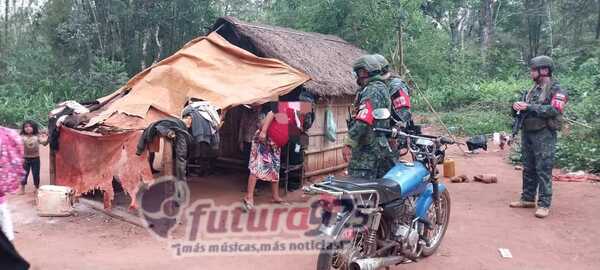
[382,162,430,197]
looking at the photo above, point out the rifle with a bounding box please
[511,92,528,142]
[347,106,354,129]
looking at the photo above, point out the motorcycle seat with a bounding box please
[324,176,401,204]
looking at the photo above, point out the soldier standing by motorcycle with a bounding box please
[373,54,413,127]
[342,55,394,179]
[509,55,568,218]
[373,54,414,161]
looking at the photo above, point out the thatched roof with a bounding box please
[212,16,365,97]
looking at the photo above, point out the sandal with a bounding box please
[271,199,290,205]
[242,198,255,212]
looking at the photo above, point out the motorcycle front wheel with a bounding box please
[421,188,451,256]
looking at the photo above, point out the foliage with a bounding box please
[555,72,600,172]
[73,57,129,101]
[0,0,599,171]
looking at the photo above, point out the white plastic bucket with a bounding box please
[37,185,74,217]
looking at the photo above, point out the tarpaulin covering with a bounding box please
[55,127,154,209]
[87,31,310,129]
[56,31,310,208]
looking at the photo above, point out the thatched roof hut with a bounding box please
[52,17,365,206]
[213,16,365,97]
[213,17,366,178]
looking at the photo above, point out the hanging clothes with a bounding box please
[136,118,192,181]
[182,102,220,151]
[185,101,221,128]
[47,100,91,151]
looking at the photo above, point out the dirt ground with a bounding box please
[7,141,600,270]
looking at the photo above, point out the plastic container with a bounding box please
[443,159,456,178]
[36,185,74,217]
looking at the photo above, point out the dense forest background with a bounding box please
[1,0,598,171]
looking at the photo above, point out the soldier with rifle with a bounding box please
[509,55,568,218]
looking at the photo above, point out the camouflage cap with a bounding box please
[352,55,382,73]
[372,54,390,71]
[530,55,554,70]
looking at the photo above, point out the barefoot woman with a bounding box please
[242,102,290,211]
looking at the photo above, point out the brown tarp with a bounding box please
[57,32,310,208]
[88,32,310,130]
[55,127,153,209]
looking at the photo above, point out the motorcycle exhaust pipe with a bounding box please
[349,256,405,270]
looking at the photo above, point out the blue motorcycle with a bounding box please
[305,128,454,270]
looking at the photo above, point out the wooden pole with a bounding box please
[49,149,56,185]
[398,25,404,76]
[160,138,177,215]
[304,163,348,178]
[161,138,174,177]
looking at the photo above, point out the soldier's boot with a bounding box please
[535,207,550,218]
[509,200,536,208]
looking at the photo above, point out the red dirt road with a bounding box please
[7,144,600,270]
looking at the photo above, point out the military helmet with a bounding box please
[372,54,390,72]
[352,55,382,74]
[530,55,554,70]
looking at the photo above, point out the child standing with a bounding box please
[19,120,48,194]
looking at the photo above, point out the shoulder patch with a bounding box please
[392,90,411,109]
[355,99,374,125]
[551,93,567,113]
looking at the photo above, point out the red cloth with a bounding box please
[553,172,600,182]
[0,127,24,204]
[267,102,310,147]
[55,127,154,209]
[267,118,289,147]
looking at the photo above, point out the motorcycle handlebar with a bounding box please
[439,136,455,145]
[373,128,455,145]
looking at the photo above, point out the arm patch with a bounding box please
[392,90,411,109]
[551,93,567,113]
[355,99,374,125]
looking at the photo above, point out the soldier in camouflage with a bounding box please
[509,55,568,218]
[372,54,413,126]
[373,54,414,161]
[342,55,394,179]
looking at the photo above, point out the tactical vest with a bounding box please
[357,78,391,130]
[350,78,392,152]
[523,81,565,131]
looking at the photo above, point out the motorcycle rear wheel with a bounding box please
[421,189,451,257]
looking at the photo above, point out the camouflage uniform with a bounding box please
[372,54,413,161]
[518,80,567,208]
[345,76,394,179]
[387,76,412,125]
[370,54,412,124]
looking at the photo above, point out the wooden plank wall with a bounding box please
[304,96,353,177]
[219,106,244,159]
[215,98,353,178]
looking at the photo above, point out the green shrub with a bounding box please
[438,108,512,136]
[556,130,600,172]
[555,87,600,172]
